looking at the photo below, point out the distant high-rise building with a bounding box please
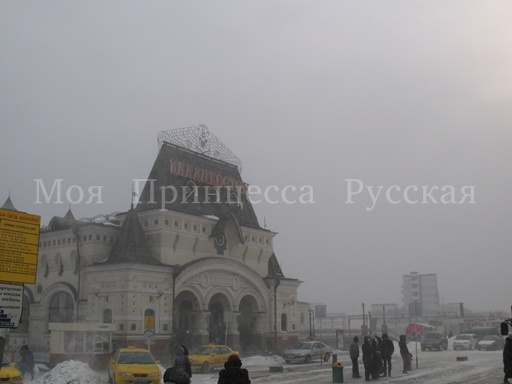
[402,272,440,314]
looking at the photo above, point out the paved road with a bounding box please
[240,349,504,384]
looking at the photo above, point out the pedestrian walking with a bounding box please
[217,354,251,384]
[381,333,394,377]
[20,345,35,380]
[349,336,362,379]
[164,345,192,384]
[398,335,411,374]
[503,333,512,384]
[362,336,373,382]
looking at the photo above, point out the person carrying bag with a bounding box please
[164,345,192,384]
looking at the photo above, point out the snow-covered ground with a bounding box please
[24,338,507,384]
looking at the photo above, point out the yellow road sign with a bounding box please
[0,209,40,285]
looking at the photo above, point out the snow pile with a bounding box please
[32,360,104,384]
[243,355,285,367]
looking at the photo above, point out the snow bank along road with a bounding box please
[29,343,505,384]
[181,346,503,384]
[195,349,504,384]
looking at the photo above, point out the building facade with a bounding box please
[2,126,302,366]
[402,271,440,314]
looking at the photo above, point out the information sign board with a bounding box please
[0,283,23,328]
[0,209,40,284]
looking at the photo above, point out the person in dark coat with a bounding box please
[20,344,35,380]
[370,337,381,380]
[503,334,512,384]
[361,336,373,382]
[398,335,411,374]
[217,354,251,384]
[176,345,192,376]
[381,333,394,377]
[165,345,192,384]
[349,336,361,379]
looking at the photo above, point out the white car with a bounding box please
[283,341,333,364]
[453,333,478,350]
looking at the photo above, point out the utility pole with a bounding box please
[414,303,418,369]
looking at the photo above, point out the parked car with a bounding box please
[462,327,502,342]
[188,344,239,373]
[476,335,505,351]
[0,354,23,383]
[421,332,448,351]
[283,341,333,364]
[453,333,478,350]
[108,346,161,384]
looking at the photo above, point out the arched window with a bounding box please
[71,250,79,274]
[48,292,74,323]
[281,313,288,332]
[41,255,49,277]
[102,308,112,324]
[56,253,64,276]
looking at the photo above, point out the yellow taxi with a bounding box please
[0,354,23,383]
[189,344,239,373]
[108,346,161,384]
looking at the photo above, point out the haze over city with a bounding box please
[1,1,511,316]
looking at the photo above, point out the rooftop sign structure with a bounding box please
[157,124,243,171]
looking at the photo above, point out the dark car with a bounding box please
[476,335,505,351]
[421,332,448,351]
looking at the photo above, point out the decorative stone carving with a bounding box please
[201,273,209,288]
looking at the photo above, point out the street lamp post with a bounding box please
[368,311,372,336]
[362,303,366,326]
[308,309,313,338]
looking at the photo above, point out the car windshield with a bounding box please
[425,333,441,339]
[1,355,12,367]
[295,343,313,350]
[194,347,213,355]
[482,336,496,341]
[457,335,471,340]
[118,352,155,364]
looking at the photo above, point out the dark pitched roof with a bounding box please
[136,142,261,228]
[48,208,78,231]
[267,253,284,278]
[1,194,17,211]
[63,207,75,221]
[104,208,160,265]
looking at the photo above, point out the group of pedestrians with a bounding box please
[349,333,410,381]
[164,345,250,384]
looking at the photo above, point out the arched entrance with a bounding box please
[238,295,260,351]
[207,293,231,344]
[173,259,272,350]
[174,291,200,348]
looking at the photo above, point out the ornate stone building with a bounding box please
[2,126,302,366]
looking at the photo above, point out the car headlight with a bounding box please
[148,372,160,377]
[12,376,23,381]
[119,372,132,376]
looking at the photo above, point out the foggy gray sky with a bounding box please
[1,1,511,316]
